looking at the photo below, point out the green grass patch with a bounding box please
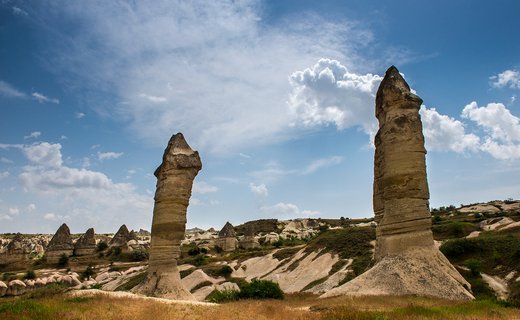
[306,227,375,260]
[114,272,147,291]
[190,280,213,293]
[302,276,328,291]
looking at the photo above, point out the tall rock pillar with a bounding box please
[373,66,433,260]
[322,66,473,300]
[133,133,202,300]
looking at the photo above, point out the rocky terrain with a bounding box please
[1,199,519,304]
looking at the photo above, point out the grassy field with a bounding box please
[1,291,520,320]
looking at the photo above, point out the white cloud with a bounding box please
[0,171,9,180]
[8,207,19,215]
[193,181,218,194]
[420,106,480,153]
[75,112,86,119]
[23,142,63,167]
[301,156,343,174]
[24,131,41,139]
[260,202,318,218]
[288,58,382,136]
[8,140,152,230]
[490,70,520,89]
[60,135,68,140]
[97,151,124,161]
[462,101,520,160]
[40,1,370,154]
[239,153,252,159]
[0,214,13,221]
[32,92,60,104]
[249,183,268,197]
[139,93,167,103]
[43,213,57,221]
[462,102,520,143]
[26,204,36,211]
[0,80,26,98]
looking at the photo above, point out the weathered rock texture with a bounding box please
[46,223,74,264]
[109,225,136,248]
[217,222,238,252]
[74,228,97,256]
[133,133,201,300]
[322,66,473,300]
[0,233,28,265]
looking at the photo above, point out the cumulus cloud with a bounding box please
[0,80,26,98]
[193,181,219,194]
[37,1,371,154]
[3,140,151,231]
[249,183,268,197]
[420,106,480,153]
[288,58,382,136]
[32,92,60,104]
[24,131,41,140]
[97,151,124,161]
[260,202,319,218]
[462,101,520,160]
[490,70,520,89]
[301,156,343,175]
[23,142,63,167]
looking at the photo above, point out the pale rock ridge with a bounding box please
[322,66,473,300]
[133,133,202,300]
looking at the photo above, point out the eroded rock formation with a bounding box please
[133,133,202,300]
[322,66,473,300]
[46,223,74,264]
[74,228,97,256]
[0,233,28,265]
[239,225,259,250]
[217,222,238,252]
[109,224,136,249]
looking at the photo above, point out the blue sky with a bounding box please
[0,0,519,233]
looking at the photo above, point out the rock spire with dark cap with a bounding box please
[74,228,97,256]
[216,221,238,252]
[46,223,74,264]
[322,66,473,300]
[109,224,135,248]
[133,133,202,300]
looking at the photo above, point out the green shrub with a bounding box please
[114,272,146,291]
[24,270,36,280]
[239,279,284,300]
[82,265,95,280]
[206,289,239,303]
[2,272,17,282]
[131,249,149,262]
[96,241,108,252]
[188,246,208,256]
[58,253,69,266]
[464,259,481,276]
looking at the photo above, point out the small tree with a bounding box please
[96,241,108,252]
[24,270,36,280]
[58,253,69,267]
[82,265,95,280]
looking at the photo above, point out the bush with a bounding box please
[24,270,36,280]
[131,249,149,262]
[188,246,208,256]
[206,289,239,303]
[96,241,108,252]
[58,254,69,267]
[239,279,284,300]
[203,265,233,278]
[464,258,481,276]
[82,265,95,280]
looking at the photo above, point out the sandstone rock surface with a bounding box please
[109,225,135,248]
[133,133,201,300]
[322,66,473,300]
[46,223,74,264]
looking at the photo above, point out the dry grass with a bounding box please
[1,292,520,320]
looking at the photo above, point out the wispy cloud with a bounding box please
[139,93,167,103]
[75,112,85,119]
[97,151,123,161]
[0,80,26,98]
[32,92,60,104]
[301,156,343,175]
[24,131,42,140]
[193,181,219,194]
[12,6,28,16]
[249,183,268,197]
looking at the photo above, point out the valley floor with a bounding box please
[1,290,520,320]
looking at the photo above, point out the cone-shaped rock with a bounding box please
[46,223,74,264]
[133,133,202,300]
[74,228,97,256]
[239,225,259,250]
[109,224,133,248]
[322,66,473,300]
[217,222,238,252]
